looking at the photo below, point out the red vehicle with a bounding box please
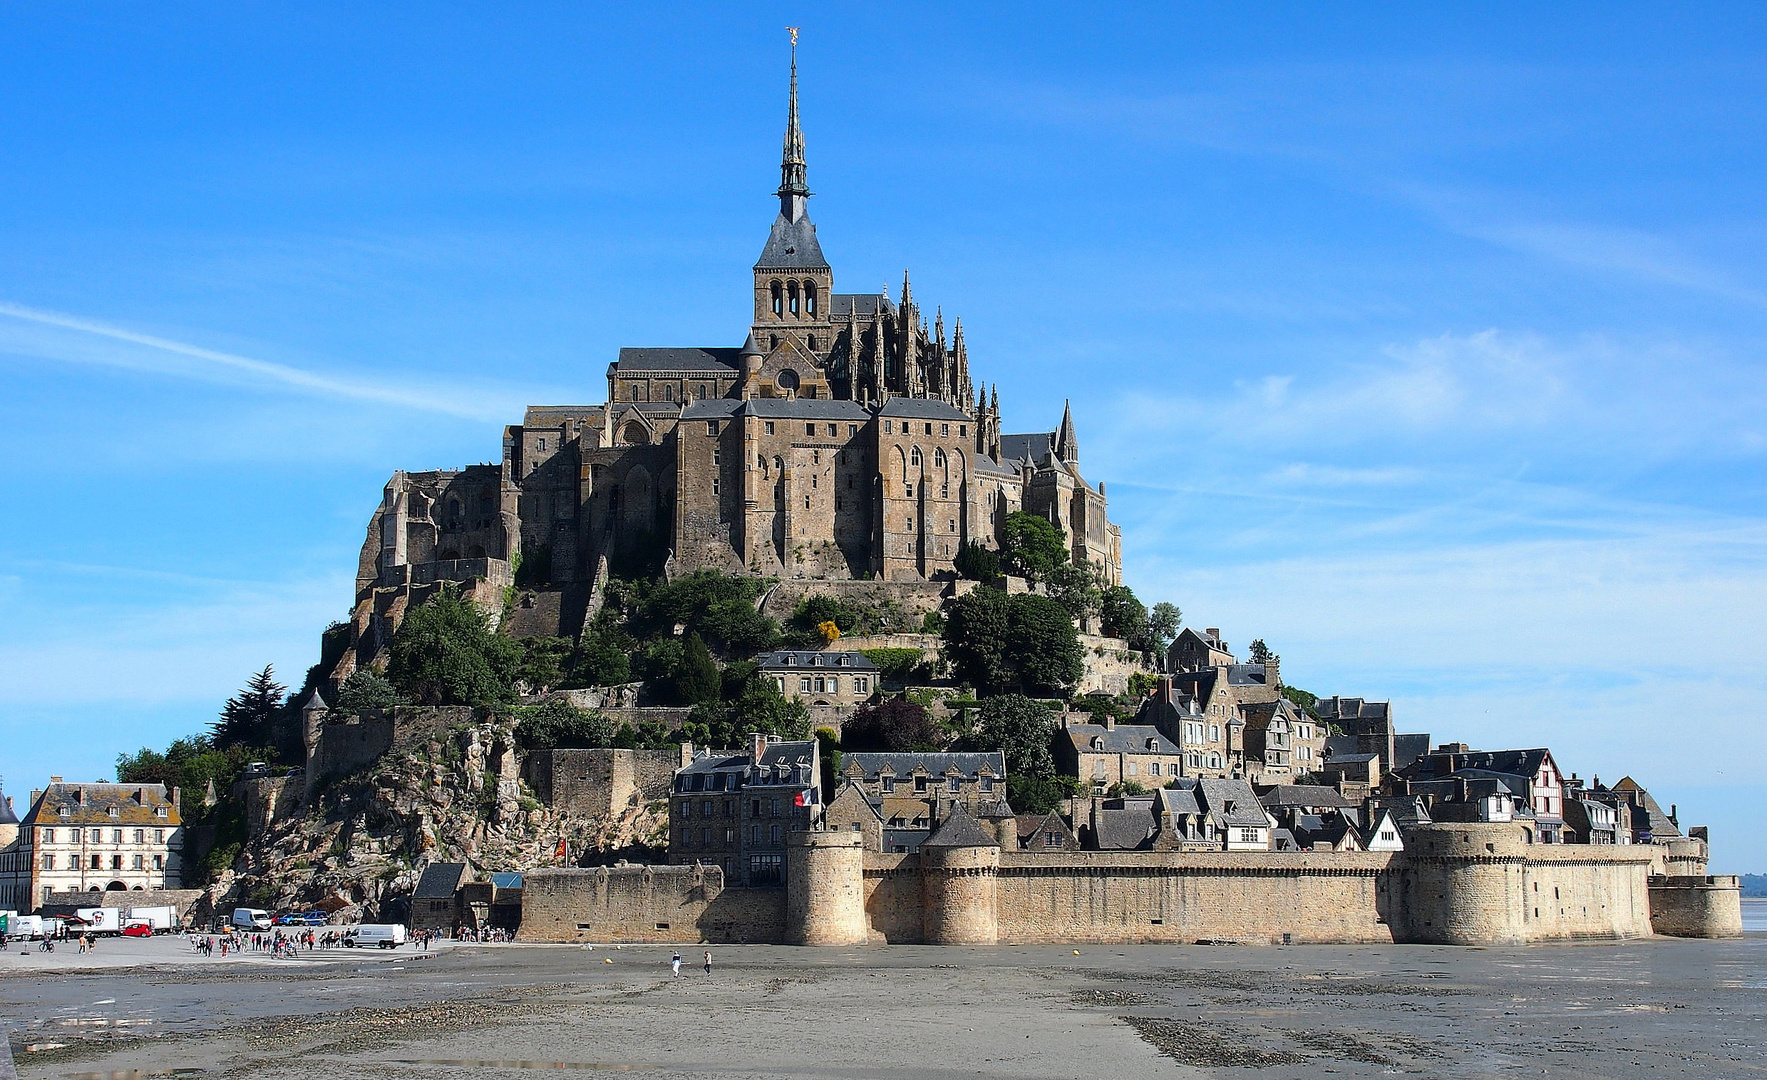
[121,922,153,938]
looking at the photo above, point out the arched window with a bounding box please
[910,446,922,467]
[807,334,817,350]
[622,421,650,446]
[933,448,946,469]
[770,281,783,316]
[696,384,707,399]
[777,368,799,392]
[662,384,674,402]
[1209,753,1222,770]
[757,454,767,473]
[805,281,818,315]
[787,280,800,317]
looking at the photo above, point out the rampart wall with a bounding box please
[516,865,786,944]
[513,823,1738,946]
[525,747,684,818]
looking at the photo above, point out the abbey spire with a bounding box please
[777,29,810,224]
[1054,399,1079,464]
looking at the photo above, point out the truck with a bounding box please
[126,905,179,933]
[7,915,45,941]
[232,907,273,931]
[75,907,124,936]
[345,924,407,949]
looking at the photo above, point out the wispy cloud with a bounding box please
[0,300,531,422]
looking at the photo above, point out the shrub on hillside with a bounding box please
[387,586,522,706]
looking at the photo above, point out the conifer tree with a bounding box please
[212,665,286,747]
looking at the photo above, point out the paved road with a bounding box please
[2,935,1764,1078]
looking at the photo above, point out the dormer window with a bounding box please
[108,805,120,820]
[838,656,850,666]
[785,655,796,666]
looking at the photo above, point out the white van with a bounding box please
[8,915,45,941]
[345,924,407,949]
[232,907,273,931]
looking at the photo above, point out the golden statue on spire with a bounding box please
[787,26,799,47]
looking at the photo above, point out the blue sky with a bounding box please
[1,5,1763,869]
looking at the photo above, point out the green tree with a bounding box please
[672,633,722,706]
[212,665,286,747]
[386,586,521,706]
[515,698,616,751]
[1282,685,1321,718]
[1146,602,1182,654]
[631,570,780,652]
[1099,584,1149,645]
[953,540,1001,582]
[1006,774,1079,816]
[515,636,574,693]
[943,589,1083,695]
[335,670,404,712]
[1043,560,1103,622]
[972,694,1060,780]
[682,675,810,748]
[841,698,943,752]
[565,628,633,688]
[1000,512,1070,582]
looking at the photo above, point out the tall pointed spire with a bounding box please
[778,28,810,223]
[1054,399,1079,464]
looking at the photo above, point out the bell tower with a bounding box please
[751,30,834,359]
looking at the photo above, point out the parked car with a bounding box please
[298,911,330,926]
[122,922,154,938]
[232,908,273,931]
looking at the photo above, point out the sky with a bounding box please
[1,5,1763,870]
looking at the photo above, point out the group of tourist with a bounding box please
[451,925,511,943]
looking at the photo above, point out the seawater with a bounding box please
[1742,898,1767,933]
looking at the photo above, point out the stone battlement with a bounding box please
[515,822,1742,946]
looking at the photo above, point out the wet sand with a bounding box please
[3,932,1764,1078]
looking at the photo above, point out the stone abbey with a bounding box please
[356,44,1119,642]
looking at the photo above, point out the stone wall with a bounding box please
[759,579,953,624]
[41,888,204,923]
[1649,875,1744,938]
[506,824,1701,947]
[1076,633,1153,696]
[525,747,685,818]
[516,864,786,943]
[233,775,303,836]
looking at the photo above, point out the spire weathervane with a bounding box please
[778,28,809,221]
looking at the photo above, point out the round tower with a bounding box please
[1395,823,1531,945]
[918,808,1000,945]
[786,829,868,946]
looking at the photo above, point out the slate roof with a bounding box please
[1091,796,1158,851]
[878,398,969,421]
[0,790,18,825]
[921,805,999,848]
[754,650,878,671]
[22,782,181,827]
[1409,748,1553,782]
[489,872,524,890]
[680,399,743,420]
[1016,812,1073,845]
[523,405,608,427]
[970,453,1018,478]
[1195,779,1270,828]
[1154,784,1202,817]
[613,347,742,372]
[844,752,1005,781]
[829,293,895,318]
[755,740,818,773]
[739,398,872,421]
[999,432,1053,465]
[1258,784,1355,810]
[1315,696,1390,722]
[756,212,829,271]
[413,862,469,900]
[1064,723,1180,756]
[1391,734,1431,772]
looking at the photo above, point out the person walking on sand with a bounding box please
[671,951,681,976]
[704,950,712,976]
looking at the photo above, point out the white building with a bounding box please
[0,779,184,910]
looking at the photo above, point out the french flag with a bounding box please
[794,789,819,807]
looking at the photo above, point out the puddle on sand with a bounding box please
[392,1062,634,1071]
[63,1072,208,1079]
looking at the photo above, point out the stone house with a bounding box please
[1313,695,1430,780]
[409,861,472,933]
[1057,717,1184,795]
[1239,698,1325,783]
[669,735,820,886]
[1015,812,1079,852]
[1401,746,1567,843]
[1166,627,1236,672]
[755,650,877,728]
[833,752,1014,852]
[1134,678,1239,779]
[1601,776,1679,844]
[0,779,184,910]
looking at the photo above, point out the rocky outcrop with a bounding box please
[219,708,667,921]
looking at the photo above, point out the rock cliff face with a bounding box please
[213,709,668,922]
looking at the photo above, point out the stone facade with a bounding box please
[0,780,185,909]
[525,747,689,820]
[318,47,1122,686]
[516,820,1742,946]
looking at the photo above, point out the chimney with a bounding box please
[1205,628,1219,641]
[679,742,694,769]
[1454,777,1469,802]
[1156,677,1173,705]
[1103,714,1116,731]
[50,776,62,784]
[171,787,181,811]
[1670,803,1678,826]
[749,732,766,763]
